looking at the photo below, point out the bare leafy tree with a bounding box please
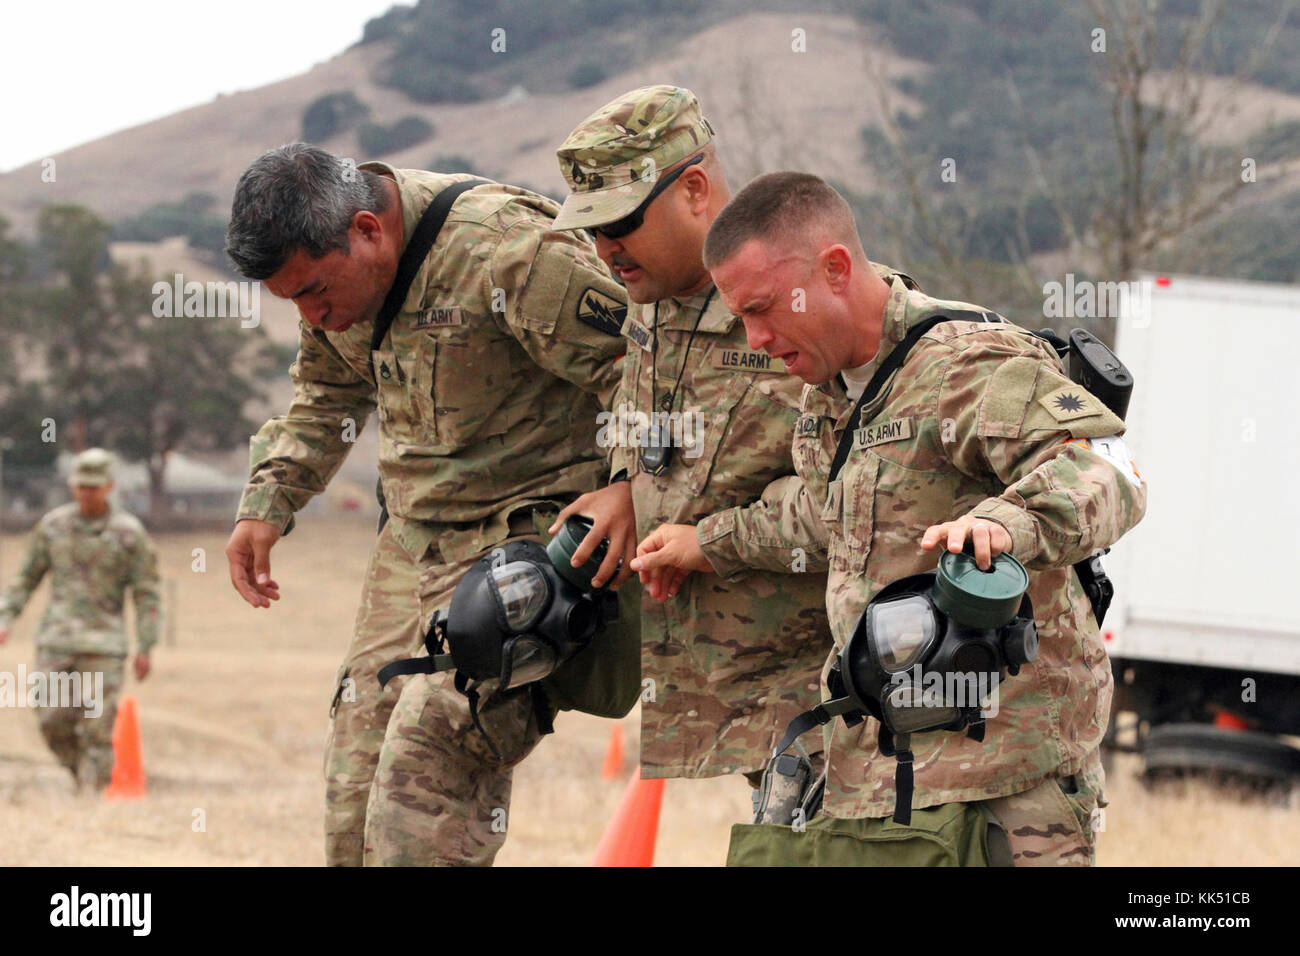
[1083,0,1298,278]
[854,0,1296,339]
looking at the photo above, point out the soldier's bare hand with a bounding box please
[0,625,9,645]
[549,482,637,589]
[631,524,713,601]
[920,514,1013,570]
[133,653,151,681]
[225,519,282,608]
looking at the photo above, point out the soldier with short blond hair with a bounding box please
[693,171,1148,865]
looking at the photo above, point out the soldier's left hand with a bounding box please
[133,653,151,681]
[631,524,714,601]
[920,514,1013,570]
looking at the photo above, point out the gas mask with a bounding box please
[377,516,618,755]
[761,550,1037,825]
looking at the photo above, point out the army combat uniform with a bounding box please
[235,163,626,865]
[603,273,915,779]
[609,287,831,777]
[553,87,908,782]
[750,278,1147,864]
[0,497,160,790]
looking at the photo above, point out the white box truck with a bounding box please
[1100,273,1300,777]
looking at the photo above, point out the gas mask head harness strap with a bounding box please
[376,516,618,758]
[763,550,1037,826]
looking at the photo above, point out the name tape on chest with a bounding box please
[854,417,913,450]
[1067,434,1143,488]
[710,348,784,373]
[415,307,463,329]
[623,317,653,351]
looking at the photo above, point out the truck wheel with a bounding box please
[1141,723,1300,781]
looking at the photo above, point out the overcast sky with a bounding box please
[1,0,401,172]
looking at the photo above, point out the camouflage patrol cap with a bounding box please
[553,85,714,231]
[70,448,114,487]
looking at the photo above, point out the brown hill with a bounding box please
[0,12,923,234]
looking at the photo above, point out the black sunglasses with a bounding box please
[587,155,705,241]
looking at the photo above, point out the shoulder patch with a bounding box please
[576,287,627,337]
[1039,386,1104,422]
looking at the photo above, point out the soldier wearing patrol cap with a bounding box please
[694,172,1148,865]
[548,86,917,811]
[0,448,161,792]
[223,144,631,866]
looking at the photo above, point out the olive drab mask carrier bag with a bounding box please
[370,179,641,728]
[728,309,1133,866]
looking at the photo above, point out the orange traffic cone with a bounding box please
[1214,710,1249,731]
[105,694,146,800]
[601,724,625,780]
[592,767,664,867]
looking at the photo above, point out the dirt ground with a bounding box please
[1,518,1296,866]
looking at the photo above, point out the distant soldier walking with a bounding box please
[0,449,161,792]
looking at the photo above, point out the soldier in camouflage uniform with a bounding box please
[0,449,160,792]
[223,144,628,866]
[549,87,911,794]
[695,173,1148,865]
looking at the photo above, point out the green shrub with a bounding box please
[429,154,485,176]
[301,91,370,142]
[569,60,608,89]
[358,116,436,155]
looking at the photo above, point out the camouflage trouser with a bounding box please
[33,648,124,791]
[363,515,556,867]
[979,747,1107,866]
[323,519,426,866]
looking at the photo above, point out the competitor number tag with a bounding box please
[1068,434,1143,488]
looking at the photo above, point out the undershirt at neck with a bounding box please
[839,361,876,402]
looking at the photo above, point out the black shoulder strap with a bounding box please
[828,309,1004,483]
[830,315,945,482]
[369,178,485,354]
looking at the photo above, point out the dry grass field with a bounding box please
[1,518,1296,866]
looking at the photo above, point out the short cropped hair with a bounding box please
[225,143,392,279]
[703,171,859,270]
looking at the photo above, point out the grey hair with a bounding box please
[225,143,392,279]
